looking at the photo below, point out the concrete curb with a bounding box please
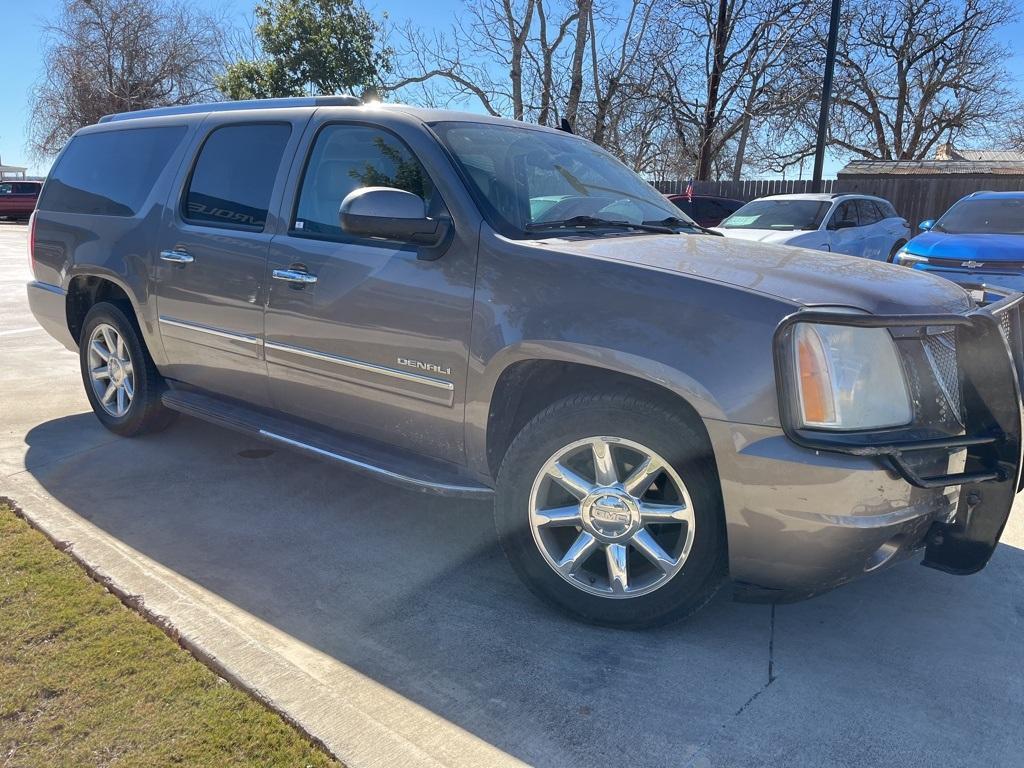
[1,480,525,768]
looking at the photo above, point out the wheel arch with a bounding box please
[65,273,139,344]
[475,345,724,481]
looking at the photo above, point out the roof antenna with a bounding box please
[558,118,573,134]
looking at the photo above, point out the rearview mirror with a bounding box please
[918,219,935,231]
[339,187,450,255]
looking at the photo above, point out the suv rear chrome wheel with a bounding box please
[79,302,176,437]
[529,436,696,598]
[495,392,726,628]
[87,323,135,418]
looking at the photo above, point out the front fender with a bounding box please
[465,341,730,480]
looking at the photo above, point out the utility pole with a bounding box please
[811,0,841,192]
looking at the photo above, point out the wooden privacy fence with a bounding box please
[654,179,835,199]
[655,175,1024,231]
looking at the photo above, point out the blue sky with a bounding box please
[1,0,1021,178]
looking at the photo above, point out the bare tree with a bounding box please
[829,0,1017,160]
[654,0,823,180]
[29,0,224,157]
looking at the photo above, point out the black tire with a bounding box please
[79,301,176,437]
[887,240,907,263]
[494,392,727,628]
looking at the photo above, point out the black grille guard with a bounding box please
[773,289,1024,574]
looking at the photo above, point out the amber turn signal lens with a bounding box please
[795,325,836,426]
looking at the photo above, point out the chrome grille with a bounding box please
[921,331,962,421]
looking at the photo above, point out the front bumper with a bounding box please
[773,293,1024,576]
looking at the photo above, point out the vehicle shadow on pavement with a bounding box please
[20,413,1024,768]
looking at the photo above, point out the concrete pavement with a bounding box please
[2,222,1022,767]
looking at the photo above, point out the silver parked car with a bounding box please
[714,193,911,261]
[26,97,1024,627]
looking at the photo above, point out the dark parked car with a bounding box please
[664,194,744,227]
[0,180,41,221]
[26,97,1024,627]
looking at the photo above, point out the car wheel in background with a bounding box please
[79,302,176,437]
[494,392,727,628]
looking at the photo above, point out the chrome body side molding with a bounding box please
[264,340,455,391]
[158,315,259,346]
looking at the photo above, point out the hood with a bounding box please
[906,231,1024,263]
[710,228,804,244]
[526,233,972,315]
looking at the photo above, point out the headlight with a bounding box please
[894,249,928,266]
[793,323,912,429]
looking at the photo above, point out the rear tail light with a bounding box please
[27,210,37,278]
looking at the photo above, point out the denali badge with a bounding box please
[397,357,452,376]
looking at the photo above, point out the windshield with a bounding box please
[719,200,830,231]
[934,198,1024,235]
[431,121,689,237]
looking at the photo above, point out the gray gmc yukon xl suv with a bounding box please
[26,97,1024,627]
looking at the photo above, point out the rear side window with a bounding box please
[183,123,292,231]
[856,199,881,225]
[292,124,435,240]
[38,126,187,216]
[830,200,859,228]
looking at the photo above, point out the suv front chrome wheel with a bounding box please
[494,392,727,628]
[530,436,696,598]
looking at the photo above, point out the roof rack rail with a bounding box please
[99,95,362,124]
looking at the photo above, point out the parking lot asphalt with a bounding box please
[2,222,1023,767]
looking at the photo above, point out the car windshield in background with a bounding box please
[719,200,830,231]
[430,121,690,237]
[935,198,1024,235]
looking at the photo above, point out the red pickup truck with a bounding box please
[0,180,41,221]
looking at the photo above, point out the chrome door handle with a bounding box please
[272,268,317,285]
[160,249,194,264]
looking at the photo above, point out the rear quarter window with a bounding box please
[38,126,187,217]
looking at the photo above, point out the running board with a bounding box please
[161,389,494,499]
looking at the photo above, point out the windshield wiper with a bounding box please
[527,215,676,234]
[644,216,723,236]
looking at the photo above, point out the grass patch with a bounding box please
[0,502,340,767]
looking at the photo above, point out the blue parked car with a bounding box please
[892,191,1024,296]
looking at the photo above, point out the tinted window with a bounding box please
[184,123,291,231]
[877,199,898,218]
[720,200,830,231]
[934,198,1024,235]
[0,184,11,195]
[701,199,730,219]
[293,124,435,239]
[856,199,881,225]
[830,201,859,228]
[38,127,186,216]
[693,200,714,220]
[670,197,695,216]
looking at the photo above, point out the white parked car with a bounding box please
[713,193,911,261]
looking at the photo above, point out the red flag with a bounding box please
[685,179,694,203]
